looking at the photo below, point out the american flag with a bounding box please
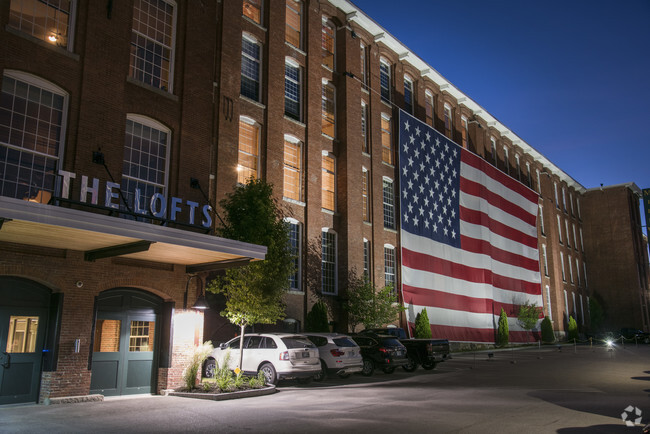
[398,109,542,343]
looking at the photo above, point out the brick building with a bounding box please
[0,0,647,405]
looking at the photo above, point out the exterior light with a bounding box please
[48,34,57,42]
[192,293,208,310]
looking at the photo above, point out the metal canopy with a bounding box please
[0,196,266,270]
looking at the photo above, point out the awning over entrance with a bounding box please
[0,196,266,272]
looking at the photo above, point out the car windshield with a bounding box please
[333,337,357,347]
[306,336,328,347]
[281,337,316,349]
[381,337,404,348]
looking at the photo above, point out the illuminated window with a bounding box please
[129,321,154,352]
[425,90,434,127]
[383,178,395,229]
[363,238,370,279]
[285,0,302,49]
[380,58,391,103]
[403,76,413,113]
[460,116,468,149]
[283,136,302,201]
[5,316,39,353]
[93,319,121,352]
[285,59,301,121]
[237,117,259,183]
[321,81,335,137]
[129,0,175,92]
[322,152,335,211]
[322,229,337,294]
[381,114,392,165]
[384,245,396,297]
[443,103,452,137]
[362,168,370,222]
[9,0,74,49]
[285,218,302,291]
[321,17,335,70]
[242,0,262,24]
[122,115,169,213]
[361,101,369,153]
[0,71,67,204]
[241,34,261,101]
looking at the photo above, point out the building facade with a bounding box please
[1,0,647,404]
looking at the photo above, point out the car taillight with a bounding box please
[379,348,388,354]
[330,349,345,357]
[279,351,290,361]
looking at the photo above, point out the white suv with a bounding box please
[304,333,363,380]
[203,333,320,385]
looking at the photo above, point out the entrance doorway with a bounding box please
[0,277,50,405]
[90,289,161,396]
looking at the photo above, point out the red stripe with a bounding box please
[461,235,540,272]
[402,247,542,295]
[461,148,540,205]
[460,205,538,249]
[406,322,540,343]
[460,177,536,227]
[402,284,523,314]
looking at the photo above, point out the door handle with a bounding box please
[1,352,9,369]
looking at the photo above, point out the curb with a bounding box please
[167,385,276,401]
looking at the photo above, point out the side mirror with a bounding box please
[219,343,227,350]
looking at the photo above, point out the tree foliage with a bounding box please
[414,309,432,339]
[567,315,579,341]
[305,301,330,332]
[344,273,404,332]
[206,179,294,366]
[517,301,542,342]
[541,316,555,343]
[496,308,509,347]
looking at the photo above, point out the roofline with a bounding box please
[586,182,642,196]
[329,0,586,193]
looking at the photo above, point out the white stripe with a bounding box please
[460,190,537,239]
[460,220,540,261]
[402,230,541,285]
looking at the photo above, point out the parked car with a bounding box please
[361,327,450,372]
[620,328,650,343]
[351,333,409,376]
[203,333,320,385]
[304,333,364,381]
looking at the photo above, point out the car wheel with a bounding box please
[313,360,327,382]
[203,359,216,378]
[337,372,351,379]
[259,362,278,385]
[361,359,374,376]
[382,366,396,374]
[402,357,417,372]
[422,361,437,370]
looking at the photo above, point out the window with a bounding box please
[425,90,434,127]
[361,101,369,153]
[577,197,581,218]
[570,193,575,215]
[580,294,585,324]
[572,292,577,318]
[572,224,578,250]
[545,285,552,321]
[237,117,259,183]
[284,59,301,121]
[383,178,395,229]
[542,244,548,276]
[129,321,154,352]
[560,252,565,281]
[130,0,175,92]
[557,215,562,243]
[539,205,545,235]
[243,0,262,24]
[443,103,452,137]
[283,136,302,201]
[562,187,567,212]
[564,290,569,322]
[6,316,39,353]
[362,168,370,222]
[9,0,74,49]
[491,138,497,166]
[536,169,541,194]
[381,113,392,165]
[503,147,509,175]
[122,115,170,213]
[580,227,584,252]
[321,81,335,137]
[360,42,369,90]
[322,229,337,294]
[241,35,261,101]
[363,238,370,279]
[380,58,391,103]
[568,254,574,283]
[515,155,521,180]
[384,245,396,297]
[526,162,532,187]
[403,76,413,113]
[0,71,67,204]
[565,219,570,247]
[285,0,302,49]
[583,262,588,287]
[576,258,580,286]
[554,182,559,208]
[322,152,335,211]
[460,116,468,149]
[321,17,335,70]
[286,218,302,291]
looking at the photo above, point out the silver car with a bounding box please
[304,333,364,380]
[203,333,320,385]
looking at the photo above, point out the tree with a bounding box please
[496,308,509,347]
[567,315,579,341]
[517,301,542,343]
[305,301,330,332]
[541,316,555,343]
[414,309,432,339]
[206,178,294,369]
[344,273,404,331]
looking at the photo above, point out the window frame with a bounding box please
[379,58,391,103]
[242,0,262,25]
[321,151,336,212]
[403,75,413,114]
[8,0,77,51]
[321,80,336,138]
[361,101,369,154]
[362,167,371,222]
[283,135,302,202]
[285,0,302,49]
[237,116,260,184]
[381,113,393,165]
[382,177,395,229]
[284,58,302,121]
[241,33,262,102]
[384,244,396,297]
[424,90,434,127]
[443,103,452,137]
[285,217,302,292]
[321,228,338,295]
[321,17,335,70]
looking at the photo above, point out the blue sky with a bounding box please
[351,0,650,201]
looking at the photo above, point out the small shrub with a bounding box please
[414,309,432,339]
[496,308,509,347]
[233,372,246,389]
[541,316,555,343]
[305,301,330,332]
[182,341,214,390]
[248,372,266,389]
[567,315,579,341]
[216,372,234,392]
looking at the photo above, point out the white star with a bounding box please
[414,149,420,159]
[408,179,414,190]
[453,148,458,157]
[438,215,443,224]
[413,193,419,203]
[415,126,420,136]
[444,164,449,173]
[404,121,410,131]
[424,219,429,229]
[424,197,429,207]
[428,210,433,220]
[447,218,452,227]
[425,154,430,164]
[451,209,456,218]
[436,137,440,147]
[419,162,425,173]
[419,184,424,194]
[413,171,419,181]
[452,168,457,178]
[443,227,448,236]
[419,207,424,216]
[451,189,456,198]
[420,140,426,150]
[404,213,409,223]
[408,203,413,214]
[447,197,452,206]
[402,166,408,177]
[432,202,438,212]
[432,223,438,232]
[434,180,440,190]
[429,189,435,198]
[409,135,415,144]
[451,229,456,238]
[435,159,441,169]
[403,189,408,199]
[443,205,448,215]
[425,131,431,142]
[438,192,444,202]
[408,157,414,167]
[413,216,419,226]
[444,185,448,194]
[403,142,409,153]
[424,175,430,185]
[448,177,453,185]
[444,143,449,153]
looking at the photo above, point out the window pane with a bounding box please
[243,0,261,24]
[380,61,390,102]
[241,38,261,101]
[129,320,155,352]
[322,231,337,294]
[381,115,392,165]
[238,120,259,183]
[9,0,72,48]
[93,319,121,352]
[283,140,301,201]
[284,63,301,121]
[321,20,335,69]
[6,316,39,353]
[321,84,335,137]
[383,179,395,229]
[322,155,335,211]
[285,0,301,48]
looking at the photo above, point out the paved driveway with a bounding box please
[2,344,649,433]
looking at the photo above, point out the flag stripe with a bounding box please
[406,321,539,343]
[460,235,540,272]
[460,220,539,262]
[460,206,538,249]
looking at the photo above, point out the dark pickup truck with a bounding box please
[362,327,450,371]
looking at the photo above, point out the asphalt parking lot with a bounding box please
[1,343,649,433]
